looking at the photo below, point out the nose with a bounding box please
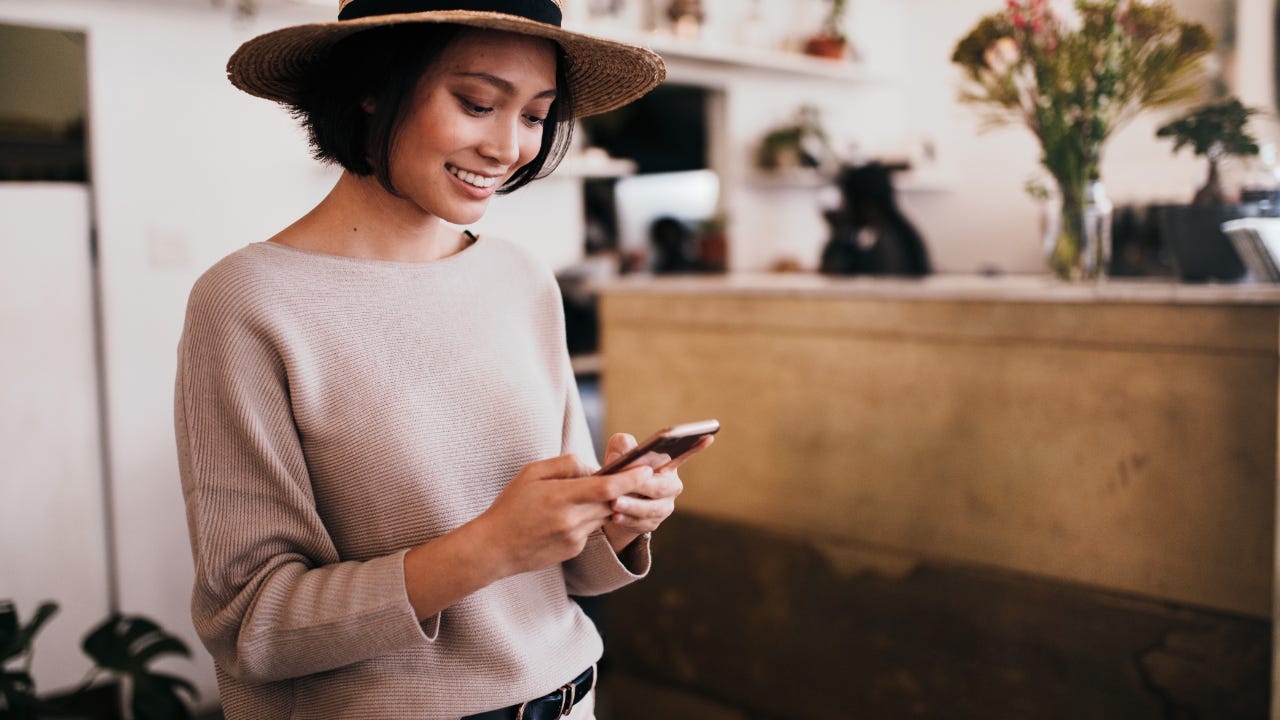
[478,115,523,167]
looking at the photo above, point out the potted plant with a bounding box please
[0,601,198,720]
[1156,98,1261,206]
[755,105,835,174]
[1151,98,1261,281]
[951,0,1213,279]
[804,0,851,59]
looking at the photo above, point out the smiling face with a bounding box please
[385,28,558,226]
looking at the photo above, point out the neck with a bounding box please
[273,171,468,263]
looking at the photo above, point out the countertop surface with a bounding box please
[594,273,1280,306]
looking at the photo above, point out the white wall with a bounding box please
[0,0,340,707]
[0,184,111,695]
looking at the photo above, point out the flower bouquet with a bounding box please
[952,0,1213,279]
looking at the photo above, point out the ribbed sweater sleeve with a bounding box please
[175,269,435,684]
[557,348,652,595]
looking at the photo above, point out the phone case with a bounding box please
[595,419,720,475]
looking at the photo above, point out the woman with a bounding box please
[174,2,708,717]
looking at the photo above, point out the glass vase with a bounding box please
[1044,179,1113,280]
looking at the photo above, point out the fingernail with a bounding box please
[614,497,632,512]
[605,452,619,462]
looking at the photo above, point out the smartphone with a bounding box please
[594,419,720,476]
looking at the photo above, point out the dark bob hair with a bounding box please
[289,23,574,196]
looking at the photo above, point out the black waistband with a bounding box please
[461,666,594,720]
[338,0,563,27]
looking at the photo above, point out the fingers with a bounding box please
[604,433,638,463]
[567,464,654,503]
[607,496,675,533]
[626,467,683,501]
[611,493,675,520]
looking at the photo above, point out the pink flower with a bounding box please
[1008,0,1026,28]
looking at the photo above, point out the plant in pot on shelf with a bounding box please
[1152,98,1261,280]
[755,105,836,176]
[804,0,852,60]
[1157,98,1260,206]
[952,0,1213,280]
[1,601,198,720]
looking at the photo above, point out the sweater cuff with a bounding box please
[390,548,441,642]
[564,529,650,597]
[615,531,652,576]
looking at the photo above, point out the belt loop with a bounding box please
[560,680,576,717]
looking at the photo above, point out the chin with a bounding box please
[442,204,490,226]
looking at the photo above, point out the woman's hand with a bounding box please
[404,454,654,622]
[600,432,713,553]
[476,454,655,577]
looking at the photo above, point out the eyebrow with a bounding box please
[453,72,558,101]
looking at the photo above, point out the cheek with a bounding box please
[519,127,546,165]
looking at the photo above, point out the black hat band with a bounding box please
[338,0,563,27]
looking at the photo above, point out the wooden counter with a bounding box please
[596,274,1278,719]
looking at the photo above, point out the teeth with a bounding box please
[448,164,498,189]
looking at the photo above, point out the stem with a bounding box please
[69,665,102,696]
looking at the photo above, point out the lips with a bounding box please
[446,163,500,189]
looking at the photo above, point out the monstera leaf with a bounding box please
[81,615,197,720]
[1,601,59,719]
[1,601,59,664]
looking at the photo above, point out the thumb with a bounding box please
[605,432,638,463]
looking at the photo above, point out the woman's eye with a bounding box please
[524,114,547,127]
[458,98,493,116]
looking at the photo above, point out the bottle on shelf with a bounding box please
[1240,141,1280,217]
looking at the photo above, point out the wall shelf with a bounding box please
[597,31,867,83]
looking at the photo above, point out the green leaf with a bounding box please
[17,603,59,657]
[131,637,191,668]
[83,614,189,674]
[0,600,59,665]
[82,614,198,718]
[0,602,18,660]
[1,670,39,720]
[131,673,196,720]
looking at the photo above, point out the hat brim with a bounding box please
[227,10,666,118]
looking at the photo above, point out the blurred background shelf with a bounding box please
[604,31,867,83]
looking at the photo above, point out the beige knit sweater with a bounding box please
[174,238,648,719]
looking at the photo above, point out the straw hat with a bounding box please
[227,0,667,118]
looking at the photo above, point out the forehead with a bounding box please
[435,28,558,84]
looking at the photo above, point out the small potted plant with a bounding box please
[1156,98,1261,206]
[804,0,851,59]
[755,105,835,174]
[1153,98,1261,281]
